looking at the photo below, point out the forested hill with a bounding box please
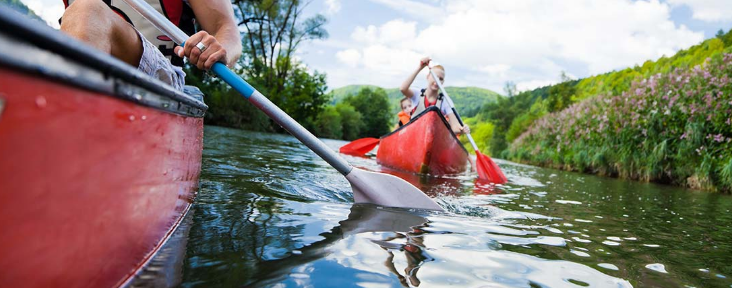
[330,85,502,117]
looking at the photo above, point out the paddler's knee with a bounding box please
[62,0,111,26]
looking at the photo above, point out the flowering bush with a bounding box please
[509,54,732,191]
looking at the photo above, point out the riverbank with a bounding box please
[508,53,732,192]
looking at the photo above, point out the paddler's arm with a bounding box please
[400,56,431,98]
[174,0,242,70]
[448,115,470,135]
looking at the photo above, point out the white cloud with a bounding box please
[324,0,341,15]
[336,49,361,68]
[516,79,555,92]
[476,64,511,77]
[321,0,704,92]
[667,0,732,22]
[22,0,65,28]
[351,19,417,50]
[368,0,443,21]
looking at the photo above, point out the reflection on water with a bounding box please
[243,204,432,287]
[164,126,732,287]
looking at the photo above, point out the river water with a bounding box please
[170,126,732,287]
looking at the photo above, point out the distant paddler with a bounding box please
[399,57,470,135]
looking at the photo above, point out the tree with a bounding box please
[546,71,577,112]
[276,62,329,129]
[313,106,342,139]
[185,67,271,131]
[716,29,725,40]
[194,0,330,132]
[233,0,328,96]
[335,103,363,140]
[503,81,517,97]
[344,88,391,138]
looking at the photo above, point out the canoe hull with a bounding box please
[376,107,469,175]
[0,7,206,288]
[0,69,203,288]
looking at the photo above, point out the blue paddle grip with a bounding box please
[212,62,256,98]
[179,41,255,98]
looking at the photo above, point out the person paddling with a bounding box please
[399,57,470,135]
[60,0,241,92]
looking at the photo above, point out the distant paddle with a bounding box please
[428,67,507,184]
[339,137,380,156]
[122,0,444,211]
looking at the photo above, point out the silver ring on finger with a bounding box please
[195,42,207,53]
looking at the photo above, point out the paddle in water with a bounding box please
[121,0,443,211]
[339,137,380,156]
[428,67,507,184]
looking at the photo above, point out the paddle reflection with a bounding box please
[244,204,431,287]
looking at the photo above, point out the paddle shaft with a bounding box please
[428,68,480,151]
[121,0,352,176]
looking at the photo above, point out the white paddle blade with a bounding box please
[345,168,444,211]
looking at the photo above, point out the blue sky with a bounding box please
[23,0,732,93]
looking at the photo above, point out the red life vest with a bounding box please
[62,0,196,67]
[410,89,444,117]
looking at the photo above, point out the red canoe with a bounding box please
[376,106,469,175]
[0,8,205,288]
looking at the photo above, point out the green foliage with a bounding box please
[271,63,329,131]
[479,28,732,162]
[312,106,342,139]
[187,68,271,131]
[479,86,547,155]
[506,108,545,143]
[460,117,495,155]
[546,72,578,112]
[192,58,329,133]
[573,36,729,102]
[508,53,732,192]
[720,28,732,47]
[335,103,363,140]
[311,87,392,140]
[1,0,45,22]
[343,87,392,138]
[189,0,331,136]
[311,102,365,140]
[330,85,502,117]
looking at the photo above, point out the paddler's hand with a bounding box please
[174,31,228,70]
[460,125,470,134]
[419,56,431,69]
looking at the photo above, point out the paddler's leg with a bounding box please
[60,0,142,67]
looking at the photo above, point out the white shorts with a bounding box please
[135,30,185,91]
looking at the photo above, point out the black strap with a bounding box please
[420,88,443,100]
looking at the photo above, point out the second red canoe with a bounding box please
[376,107,469,175]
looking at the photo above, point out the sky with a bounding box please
[21,0,732,93]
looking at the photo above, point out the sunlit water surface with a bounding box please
[149,126,732,287]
